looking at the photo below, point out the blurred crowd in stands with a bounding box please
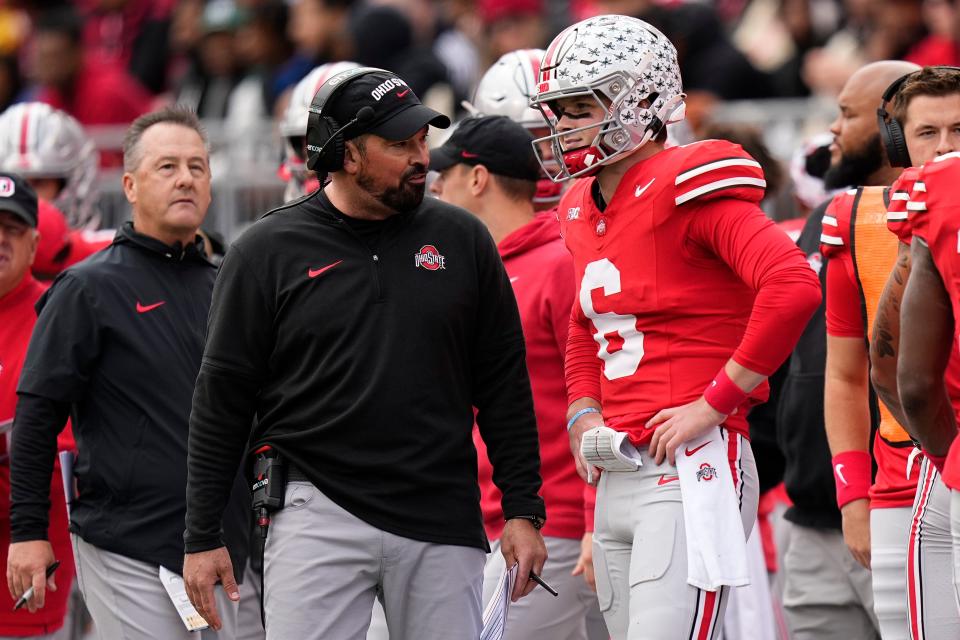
[0,0,956,228]
[1,0,957,133]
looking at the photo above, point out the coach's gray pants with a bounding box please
[263,480,485,640]
[71,534,238,640]
[781,522,879,640]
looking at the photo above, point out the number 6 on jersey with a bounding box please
[580,258,644,380]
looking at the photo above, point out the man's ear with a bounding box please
[122,172,136,205]
[342,140,363,176]
[469,164,489,197]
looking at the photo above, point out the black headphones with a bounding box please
[305,66,381,173]
[877,66,960,168]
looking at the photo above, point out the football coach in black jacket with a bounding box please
[7,106,248,639]
[182,68,548,639]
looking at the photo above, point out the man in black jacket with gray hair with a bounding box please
[8,106,249,638]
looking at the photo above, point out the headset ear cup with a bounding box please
[306,116,343,173]
[325,118,345,172]
[305,109,327,172]
[886,119,911,168]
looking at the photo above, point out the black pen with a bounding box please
[13,561,60,611]
[528,571,559,597]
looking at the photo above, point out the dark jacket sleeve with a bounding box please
[185,245,269,553]
[470,229,546,521]
[10,395,70,541]
[12,273,99,541]
[747,360,787,494]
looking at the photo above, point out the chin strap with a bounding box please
[561,146,604,177]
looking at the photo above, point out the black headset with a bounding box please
[305,66,381,173]
[877,66,960,168]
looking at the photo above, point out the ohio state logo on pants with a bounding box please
[415,245,446,270]
[696,463,717,482]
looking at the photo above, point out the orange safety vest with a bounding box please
[849,186,911,444]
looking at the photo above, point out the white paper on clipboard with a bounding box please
[159,566,209,632]
[479,561,518,640]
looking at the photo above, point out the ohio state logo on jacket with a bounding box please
[415,245,446,271]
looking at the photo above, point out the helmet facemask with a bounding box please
[530,15,686,182]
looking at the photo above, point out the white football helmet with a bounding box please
[531,15,686,181]
[0,103,99,229]
[471,49,562,205]
[280,61,361,201]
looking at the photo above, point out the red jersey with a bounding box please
[885,169,960,419]
[0,276,74,635]
[474,212,587,540]
[820,186,919,508]
[561,139,821,446]
[906,154,960,489]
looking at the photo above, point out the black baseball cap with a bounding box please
[0,173,37,228]
[329,70,450,142]
[429,116,541,181]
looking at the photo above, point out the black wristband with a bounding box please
[507,514,545,530]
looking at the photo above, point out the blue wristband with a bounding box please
[567,407,601,432]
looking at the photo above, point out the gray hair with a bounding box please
[122,105,208,173]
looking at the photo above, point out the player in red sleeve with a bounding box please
[530,14,821,638]
[897,153,960,629]
[467,47,603,605]
[865,67,960,640]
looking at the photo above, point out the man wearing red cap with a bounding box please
[0,174,75,637]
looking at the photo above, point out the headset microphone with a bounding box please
[306,106,375,158]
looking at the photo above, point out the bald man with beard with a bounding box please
[820,60,922,640]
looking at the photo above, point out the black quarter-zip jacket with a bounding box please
[11,223,249,578]
[184,189,545,553]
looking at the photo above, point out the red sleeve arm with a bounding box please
[688,200,822,375]
[565,311,602,405]
[825,252,865,338]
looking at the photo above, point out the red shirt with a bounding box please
[560,139,821,446]
[820,187,920,508]
[474,212,588,540]
[905,154,960,489]
[0,276,74,635]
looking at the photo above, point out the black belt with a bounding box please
[287,464,310,483]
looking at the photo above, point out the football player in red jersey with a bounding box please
[862,67,960,640]
[531,14,821,638]
[897,152,960,631]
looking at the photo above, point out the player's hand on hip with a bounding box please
[840,499,871,569]
[7,540,56,612]
[569,411,604,485]
[646,397,727,465]
[500,518,548,602]
[571,532,596,591]
[183,546,239,630]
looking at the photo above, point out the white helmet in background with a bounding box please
[471,49,562,205]
[280,61,361,201]
[0,102,99,229]
[531,15,686,181]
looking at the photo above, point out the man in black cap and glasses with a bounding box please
[182,69,548,640]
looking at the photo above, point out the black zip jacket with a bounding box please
[12,223,249,577]
[184,189,545,554]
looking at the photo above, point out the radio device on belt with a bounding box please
[251,445,286,627]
